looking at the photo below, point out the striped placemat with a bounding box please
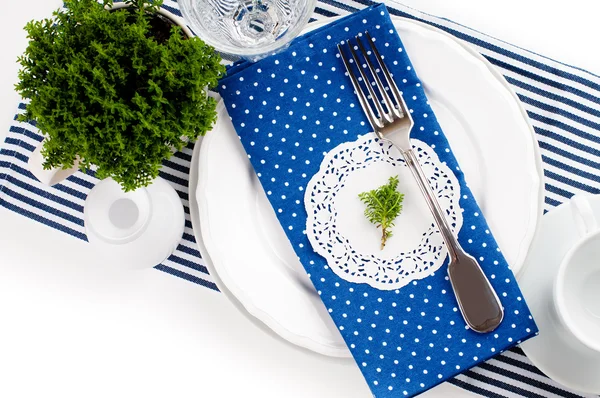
[1,1,598,397]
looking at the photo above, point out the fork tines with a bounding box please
[337,31,406,130]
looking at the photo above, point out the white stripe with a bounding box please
[523,104,600,141]
[511,82,600,126]
[500,70,600,117]
[174,247,206,266]
[0,192,86,235]
[453,372,517,397]
[542,165,595,196]
[487,357,581,397]
[545,191,568,207]
[7,178,85,220]
[0,142,94,197]
[459,41,600,102]
[161,166,191,188]
[536,136,600,175]
[535,130,600,164]
[3,130,192,194]
[180,235,199,249]
[542,154,600,188]
[162,258,214,283]
[470,365,566,398]
[166,153,193,170]
[539,144,600,180]
[315,2,351,16]
[529,117,600,153]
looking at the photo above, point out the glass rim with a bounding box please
[179,0,318,59]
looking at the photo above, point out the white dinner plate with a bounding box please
[192,16,544,359]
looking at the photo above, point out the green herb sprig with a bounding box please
[16,0,225,191]
[358,175,405,250]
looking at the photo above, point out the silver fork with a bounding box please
[338,32,504,333]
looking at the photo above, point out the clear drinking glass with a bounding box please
[179,0,317,61]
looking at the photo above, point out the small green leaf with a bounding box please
[358,175,405,250]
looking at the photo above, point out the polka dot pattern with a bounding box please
[219,5,537,398]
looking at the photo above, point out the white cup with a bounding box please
[553,195,600,355]
[83,177,185,270]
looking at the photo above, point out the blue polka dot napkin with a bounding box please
[218,4,538,397]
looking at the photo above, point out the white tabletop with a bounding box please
[0,1,598,397]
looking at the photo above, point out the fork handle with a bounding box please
[402,148,503,332]
[401,148,460,261]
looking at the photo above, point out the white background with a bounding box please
[0,1,598,397]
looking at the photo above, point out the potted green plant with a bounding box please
[17,0,225,191]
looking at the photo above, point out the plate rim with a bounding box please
[190,15,545,358]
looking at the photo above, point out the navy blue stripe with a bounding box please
[506,76,600,119]
[1,186,84,226]
[529,112,600,144]
[168,254,209,275]
[0,174,84,212]
[545,183,574,200]
[315,7,339,18]
[535,127,600,158]
[543,155,600,184]
[154,264,219,291]
[0,197,87,241]
[510,347,526,356]
[0,162,89,200]
[447,378,507,398]
[489,57,600,105]
[9,125,43,142]
[177,189,189,203]
[67,174,96,190]
[5,138,35,152]
[0,148,29,164]
[518,94,600,132]
[185,140,196,151]
[545,196,563,208]
[544,169,600,194]
[173,151,192,162]
[538,140,600,170]
[81,168,97,178]
[161,3,182,17]
[158,169,188,187]
[52,182,88,201]
[162,159,190,175]
[177,243,201,258]
[493,355,549,378]
[478,362,583,398]
[462,369,545,398]
[0,161,43,180]
[182,232,196,243]
[320,0,359,13]
[185,219,193,229]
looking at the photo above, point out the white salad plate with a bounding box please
[189,16,544,359]
[520,194,600,394]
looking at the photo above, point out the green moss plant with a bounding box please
[16,0,225,191]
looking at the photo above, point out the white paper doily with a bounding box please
[305,134,463,290]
